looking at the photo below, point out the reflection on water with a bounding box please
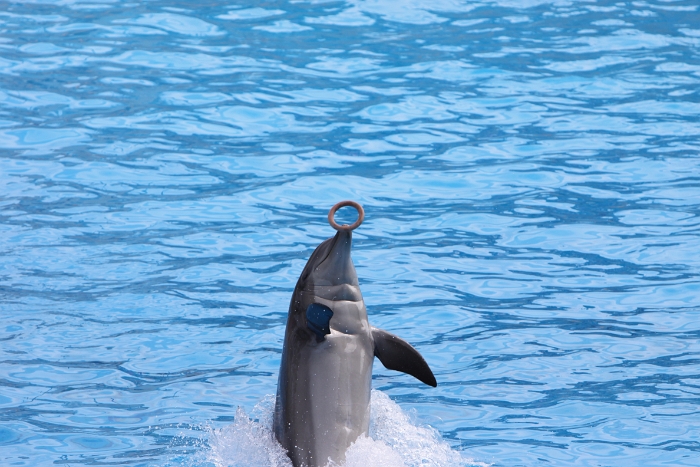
[1,0,700,466]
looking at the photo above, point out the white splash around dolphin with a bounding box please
[200,390,487,467]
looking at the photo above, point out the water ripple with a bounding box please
[2,0,700,466]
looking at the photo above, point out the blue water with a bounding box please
[2,0,700,465]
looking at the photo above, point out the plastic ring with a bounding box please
[328,201,364,231]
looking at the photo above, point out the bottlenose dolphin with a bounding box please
[274,200,437,467]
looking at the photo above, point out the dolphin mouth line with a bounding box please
[316,233,339,269]
[309,285,362,302]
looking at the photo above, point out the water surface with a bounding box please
[1,0,700,466]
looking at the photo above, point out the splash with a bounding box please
[201,390,486,467]
[206,396,291,467]
[365,391,478,467]
[330,436,405,467]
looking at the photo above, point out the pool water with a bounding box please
[1,0,699,466]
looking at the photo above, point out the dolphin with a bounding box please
[273,201,437,467]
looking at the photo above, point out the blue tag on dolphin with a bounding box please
[306,303,333,342]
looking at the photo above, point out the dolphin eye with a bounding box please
[306,303,333,342]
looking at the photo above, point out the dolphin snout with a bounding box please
[313,230,358,287]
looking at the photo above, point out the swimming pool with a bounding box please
[1,0,699,466]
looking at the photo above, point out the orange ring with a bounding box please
[328,201,364,231]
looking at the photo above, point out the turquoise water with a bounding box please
[2,0,700,466]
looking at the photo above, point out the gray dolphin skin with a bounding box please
[274,201,437,467]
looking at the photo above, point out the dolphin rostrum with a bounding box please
[274,200,437,467]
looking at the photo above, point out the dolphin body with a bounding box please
[273,203,437,467]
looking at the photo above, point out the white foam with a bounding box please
[334,436,406,467]
[201,390,486,467]
[366,390,478,467]
[206,396,291,467]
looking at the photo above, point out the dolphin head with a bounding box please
[297,229,361,300]
[309,229,358,287]
[295,202,365,302]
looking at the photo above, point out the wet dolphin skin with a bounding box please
[274,201,437,467]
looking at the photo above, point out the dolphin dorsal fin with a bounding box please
[372,328,437,387]
[306,303,334,342]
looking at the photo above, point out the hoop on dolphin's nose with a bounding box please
[328,200,364,231]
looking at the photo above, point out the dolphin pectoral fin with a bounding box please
[306,303,334,342]
[372,328,437,387]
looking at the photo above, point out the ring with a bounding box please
[328,201,364,231]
